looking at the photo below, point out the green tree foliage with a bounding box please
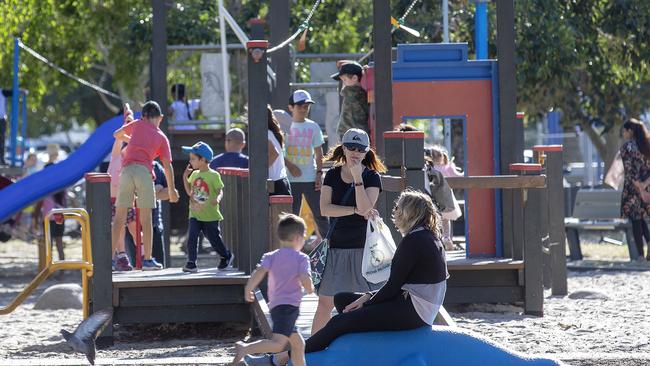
[1,0,647,167]
[516,0,650,167]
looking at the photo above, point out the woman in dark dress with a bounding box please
[620,118,650,261]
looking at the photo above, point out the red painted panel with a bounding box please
[392,80,496,256]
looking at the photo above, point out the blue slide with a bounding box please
[0,114,124,223]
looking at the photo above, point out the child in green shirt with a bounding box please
[181,141,234,272]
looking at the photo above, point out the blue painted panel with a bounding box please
[393,43,497,82]
[393,63,494,81]
[397,43,469,63]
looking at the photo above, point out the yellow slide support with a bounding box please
[0,208,93,318]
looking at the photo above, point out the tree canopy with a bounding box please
[0,0,647,166]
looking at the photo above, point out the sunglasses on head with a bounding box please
[344,144,368,153]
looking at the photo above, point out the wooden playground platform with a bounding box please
[109,250,525,331]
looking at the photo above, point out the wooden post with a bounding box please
[497,0,519,267]
[510,164,544,316]
[269,196,293,251]
[372,0,393,156]
[534,145,568,296]
[151,0,171,268]
[402,131,425,170]
[268,0,290,110]
[218,169,238,262]
[247,41,270,274]
[382,132,404,243]
[85,173,113,346]
[239,170,252,273]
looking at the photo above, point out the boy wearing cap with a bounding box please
[113,101,180,271]
[209,127,249,169]
[181,141,234,272]
[332,61,369,138]
[285,90,329,239]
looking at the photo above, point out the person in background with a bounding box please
[620,118,650,261]
[169,83,200,130]
[125,160,169,267]
[267,106,291,196]
[284,90,329,239]
[313,128,385,335]
[108,106,137,271]
[0,88,13,165]
[249,190,448,366]
[181,141,234,272]
[332,61,369,138]
[112,101,180,270]
[232,213,313,366]
[42,144,66,261]
[210,128,249,170]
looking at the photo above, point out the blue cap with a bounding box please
[182,141,213,161]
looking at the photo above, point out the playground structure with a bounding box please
[0,3,571,363]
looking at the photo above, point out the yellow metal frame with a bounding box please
[0,208,93,318]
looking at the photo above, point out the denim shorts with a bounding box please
[270,304,299,337]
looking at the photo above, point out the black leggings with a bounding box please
[631,219,650,258]
[304,292,426,354]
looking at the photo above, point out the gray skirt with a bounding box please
[318,247,384,296]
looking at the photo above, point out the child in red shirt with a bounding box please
[112,101,179,270]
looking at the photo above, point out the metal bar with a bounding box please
[219,4,276,83]
[295,52,367,59]
[11,38,19,166]
[289,82,338,89]
[20,93,27,165]
[475,0,488,59]
[442,0,449,43]
[446,175,546,189]
[167,44,245,51]
[218,0,231,130]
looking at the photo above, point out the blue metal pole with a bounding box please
[475,0,488,60]
[11,38,20,166]
[20,92,27,165]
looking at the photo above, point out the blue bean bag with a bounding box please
[296,326,563,366]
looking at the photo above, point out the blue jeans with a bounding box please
[187,218,230,263]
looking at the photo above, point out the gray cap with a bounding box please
[341,128,370,151]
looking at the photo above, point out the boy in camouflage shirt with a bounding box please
[331,61,369,138]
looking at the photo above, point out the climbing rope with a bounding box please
[357,0,420,63]
[267,0,322,54]
[18,39,122,100]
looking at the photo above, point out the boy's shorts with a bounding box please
[270,304,299,337]
[117,164,155,209]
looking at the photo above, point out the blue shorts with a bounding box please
[270,304,299,337]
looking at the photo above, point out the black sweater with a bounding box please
[365,229,448,306]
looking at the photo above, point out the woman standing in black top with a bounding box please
[248,189,448,365]
[313,128,386,335]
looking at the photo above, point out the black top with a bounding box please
[45,162,66,206]
[365,229,448,306]
[323,166,382,249]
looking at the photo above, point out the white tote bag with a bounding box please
[362,217,397,284]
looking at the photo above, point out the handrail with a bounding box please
[446,175,546,189]
[0,208,93,318]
